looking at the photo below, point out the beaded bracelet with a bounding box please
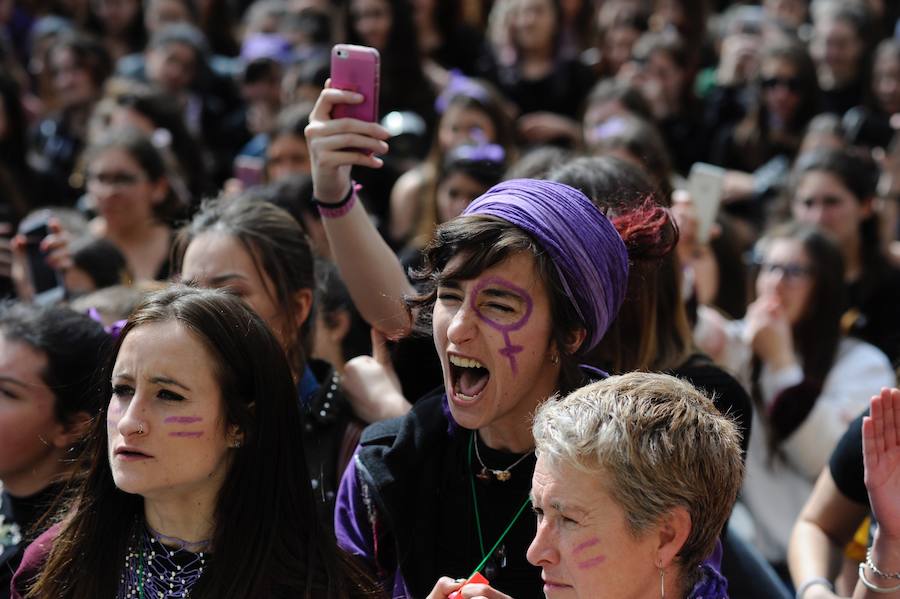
[312,181,359,219]
[867,547,900,580]
[859,563,900,594]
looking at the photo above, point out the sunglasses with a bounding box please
[761,76,801,92]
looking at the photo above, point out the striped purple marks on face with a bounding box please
[165,416,203,437]
[573,537,606,570]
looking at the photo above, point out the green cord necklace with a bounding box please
[467,431,532,580]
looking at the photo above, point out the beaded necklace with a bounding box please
[119,524,207,599]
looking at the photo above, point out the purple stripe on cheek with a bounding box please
[574,538,600,554]
[577,556,606,570]
[168,431,204,438]
[164,416,203,424]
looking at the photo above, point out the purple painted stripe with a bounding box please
[577,556,606,569]
[164,416,202,424]
[169,431,203,437]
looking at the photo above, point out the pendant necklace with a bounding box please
[472,431,534,482]
[467,431,532,581]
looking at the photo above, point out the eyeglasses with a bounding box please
[86,171,144,188]
[795,195,848,210]
[761,76,801,92]
[757,261,812,281]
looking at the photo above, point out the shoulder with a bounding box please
[832,337,893,374]
[357,390,450,486]
[10,524,60,598]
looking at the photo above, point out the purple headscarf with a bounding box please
[462,179,628,352]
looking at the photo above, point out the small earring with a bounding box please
[232,440,242,448]
[550,352,560,365]
[658,565,665,599]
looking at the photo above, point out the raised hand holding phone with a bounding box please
[330,44,380,123]
[305,45,389,204]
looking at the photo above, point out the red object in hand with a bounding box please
[448,572,490,599]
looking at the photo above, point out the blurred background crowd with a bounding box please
[2,0,900,597]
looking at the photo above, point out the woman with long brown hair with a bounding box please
[11,286,376,598]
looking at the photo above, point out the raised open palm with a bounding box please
[863,388,900,539]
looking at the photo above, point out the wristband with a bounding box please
[795,577,832,599]
[312,181,359,218]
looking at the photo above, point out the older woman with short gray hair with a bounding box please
[527,372,744,599]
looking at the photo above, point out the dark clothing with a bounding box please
[336,391,543,599]
[669,353,754,457]
[847,265,900,367]
[298,359,364,520]
[829,409,868,507]
[1,485,60,599]
[30,115,85,205]
[493,59,595,119]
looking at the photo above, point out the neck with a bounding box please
[843,236,863,282]
[478,419,535,454]
[2,450,68,497]
[143,493,216,549]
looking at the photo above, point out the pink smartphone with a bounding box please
[330,44,380,122]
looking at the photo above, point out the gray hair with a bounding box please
[532,372,743,584]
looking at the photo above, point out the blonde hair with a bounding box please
[532,372,743,580]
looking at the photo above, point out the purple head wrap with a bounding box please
[462,179,628,352]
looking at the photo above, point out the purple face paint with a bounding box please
[164,416,203,424]
[469,276,533,374]
[577,555,606,570]
[574,538,600,554]
[168,431,204,438]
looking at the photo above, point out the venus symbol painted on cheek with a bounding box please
[470,276,533,375]
[164,416,204,437]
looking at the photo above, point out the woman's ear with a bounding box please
[293,288,314,328]
[51,411,93,449]
[654,506,692,569]
[564,328,588,355]
[150,179,170,206]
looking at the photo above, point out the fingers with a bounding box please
[313,131,390,156]
[371,328,390,365]
[426,576,463,599]
[885,387,899,454]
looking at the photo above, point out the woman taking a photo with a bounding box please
[12,286,376,598]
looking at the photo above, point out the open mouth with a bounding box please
[449,354,491,401]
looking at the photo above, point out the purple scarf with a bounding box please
[463,179,629,352]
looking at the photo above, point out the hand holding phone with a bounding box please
[330,44,380,122]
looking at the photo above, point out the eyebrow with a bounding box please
[0,375,28,388]
[481,288,525,303]
[207,273,247,286]
[111,373,192,392]
[550,501,589,517]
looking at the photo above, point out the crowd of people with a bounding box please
[2,0,900,597]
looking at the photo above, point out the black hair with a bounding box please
[315,259,371,362]
[70,237,129,290]
[0,302,110,424]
